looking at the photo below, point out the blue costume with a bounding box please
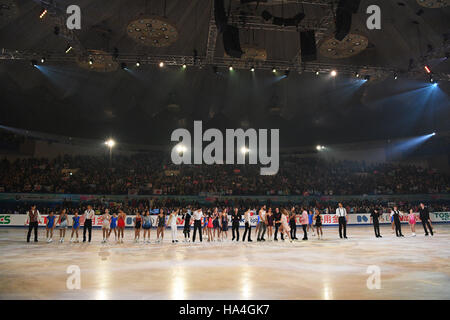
[47,215,55,228]
[73,216,80,229]
[110,216,117,229]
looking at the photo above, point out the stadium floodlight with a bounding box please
[105,139,116,148]
[176,144,187,153]
[316,145,326,151]
[241,146,249,154]
[331,70,337,77]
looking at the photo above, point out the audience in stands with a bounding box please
[0,154,448,196]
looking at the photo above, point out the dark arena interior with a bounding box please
[0,0,449,308]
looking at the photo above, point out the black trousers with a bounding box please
[27,221,39,242]
[338,217,347,238]
[373,222,380,237]
[274,223,284,240]
[242,222,252,241]
[232,222,240,241]
[192,220,202,242]
[83,219,92,242]
[183,225,190,238]
[394,219,403,236]
[302,224,308,240]
[422,220,433,235]
[290,222,297,239]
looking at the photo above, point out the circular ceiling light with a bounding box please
[319,34,368,59]
[127,17,178,47]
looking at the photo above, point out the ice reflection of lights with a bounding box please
[241,267,252,300]
[96,289,108,300]
[323,283,333,300]
[95,251,110,300]
[172,267,186,300]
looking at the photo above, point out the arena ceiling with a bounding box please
[0,0,449,147]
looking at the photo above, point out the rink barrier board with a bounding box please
[0,212,448,228]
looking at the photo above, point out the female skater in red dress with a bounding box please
[117,209,126,243]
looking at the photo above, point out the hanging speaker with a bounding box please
[223,25,243,58]
[300,30,317,62]
[214,0,228,33]
[334,0,361,41]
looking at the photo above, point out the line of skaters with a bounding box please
[25,203,435,244]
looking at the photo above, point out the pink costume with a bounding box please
[408,213,416,225]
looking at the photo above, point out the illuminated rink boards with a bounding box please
[0,225,449,300]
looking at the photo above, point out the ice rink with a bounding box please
[0,225,449,300]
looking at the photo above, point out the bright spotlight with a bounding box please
[316,145,326,151]
[182,64,187,69]
[250,67,255,72]
[104,139,116,148]
[136,61,140,67]
[40,57,45,63]
[159,62,165,68]
[431,132,436,136]
[229,66,233,71]
[315,71,320,75]
[272,68,277,73]
[331,70,337,77]
[241,147,249,154]
[88,59,94,65]
[176,144,187,153]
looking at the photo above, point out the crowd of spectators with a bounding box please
[0,154,448,196]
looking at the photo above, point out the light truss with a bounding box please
[205,1,218,64]
[1,48,448,81]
